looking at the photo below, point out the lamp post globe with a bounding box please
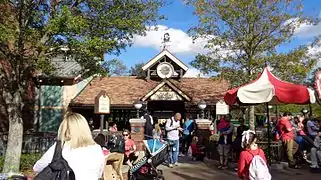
[134,100,143,118]
[198,100,207,119]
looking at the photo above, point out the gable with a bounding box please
[141,80,191,101]
[142,50,188,72]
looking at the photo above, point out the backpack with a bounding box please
[107,133,125,153]
[164,118,174,139]
[34,140,75,180]
[248,150,271,180]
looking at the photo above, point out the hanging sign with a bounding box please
[216,100,229,115]
[315,70,321,99]
[94,90,110,114]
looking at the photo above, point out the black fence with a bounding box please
[0,133,57,156]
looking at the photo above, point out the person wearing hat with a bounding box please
[310,127,321,171]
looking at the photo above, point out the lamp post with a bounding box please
[134,100,143,118]
[198,100,207,119]
[266,104,273,165]
[302,108,308,118]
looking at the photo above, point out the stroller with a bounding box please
[128,139,168,180]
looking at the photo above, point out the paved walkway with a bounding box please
[158,157,321,180]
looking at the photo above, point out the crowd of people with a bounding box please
[273,112,321,170]
[31,110,321,180]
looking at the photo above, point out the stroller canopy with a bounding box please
[143,139,167,156]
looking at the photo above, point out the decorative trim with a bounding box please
[141,80,191,101]
[129,118,146,124]
[195,119,212,125]
[142,50,188,72]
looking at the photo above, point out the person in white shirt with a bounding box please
[33,112,105,180]
[165,113,183,168]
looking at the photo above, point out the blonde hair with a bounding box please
[58,112,95,149]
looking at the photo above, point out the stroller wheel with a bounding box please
[157,169,163,175]
[128,172,136,180]
[154,175,165,180]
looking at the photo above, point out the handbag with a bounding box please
[34,140,75,180]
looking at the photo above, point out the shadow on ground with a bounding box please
[160,156,321,180]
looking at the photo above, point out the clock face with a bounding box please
[156,62,174,79]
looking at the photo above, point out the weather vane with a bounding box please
[161,32,171,50]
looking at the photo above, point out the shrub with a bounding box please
[0,156,3,172]
[20,153,43,171]
[0,153,43,172]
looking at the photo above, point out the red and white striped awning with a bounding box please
[224,67,316,105]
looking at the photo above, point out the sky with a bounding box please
[105,0,321,77]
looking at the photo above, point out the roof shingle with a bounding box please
[71,76,229,106]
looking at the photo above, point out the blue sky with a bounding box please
[105,0,321,77]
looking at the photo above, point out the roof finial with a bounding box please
[161,32,171,50]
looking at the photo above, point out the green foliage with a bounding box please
[187,0,319,87]
[20,153,43,171]
[0,155,3,171]
[0,0,165,87]
[129,62,145,76]
[0,153,42,172]
[305,67,321,87]
[0,0,165,172]
[103,59,127,76]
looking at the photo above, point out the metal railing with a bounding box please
[0,133,57,156]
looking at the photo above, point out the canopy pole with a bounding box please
[309,104,313,117]
[266,103,271,165]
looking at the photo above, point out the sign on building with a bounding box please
[216,100,229,115]
[94,90,110,114]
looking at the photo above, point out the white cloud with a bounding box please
[308,42,321,67]
[183,68,207,78]
[132,25,210,55]
[288,18,321,38]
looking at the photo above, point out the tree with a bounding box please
[129,62,145,76]
[104,59,128,76]
[187,0,320,130]
[0,0,164,173]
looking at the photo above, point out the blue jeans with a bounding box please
[295,136,305,151]
[168,139,179,164]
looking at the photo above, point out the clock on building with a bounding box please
[156,62,174,79]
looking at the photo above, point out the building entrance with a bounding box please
[147,100,185,122]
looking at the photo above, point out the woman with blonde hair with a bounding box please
[33,112,105,180]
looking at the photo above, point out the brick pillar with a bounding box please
[196,119,212,158]
[129,118,146,151]
[196,119,211,138]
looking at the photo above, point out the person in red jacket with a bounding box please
[238,130,267,180]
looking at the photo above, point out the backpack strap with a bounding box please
[247,149,260,158]
[52,140,63,162]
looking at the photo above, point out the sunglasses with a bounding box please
[123,134,129,136]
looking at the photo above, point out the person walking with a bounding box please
[166,113,183,168]
[217,115,234,169]
[278,112,299,169]
[180,114,196,156]
[238,130,271,180]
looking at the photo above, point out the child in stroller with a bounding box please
[128,139,168,180]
